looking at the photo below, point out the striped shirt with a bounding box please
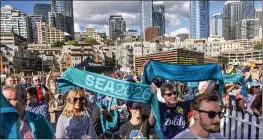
[25,102,48,119]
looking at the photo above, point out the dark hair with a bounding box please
[190,94,219,110]
[160,83,175,95]
[26,87,38,98]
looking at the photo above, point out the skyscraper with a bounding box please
[223,1,242,40]
[153,1,165,36]
[140,0,153,40]
[211,13,223,36]
[52,0,74,39]
[190,0,210,39]
[34,4,51,24]
[109,15,126,40]
[1,5,32,42]
[240,0,255,20]
[28,15,43,43]
[255,9,262,26]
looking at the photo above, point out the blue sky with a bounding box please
[1,1,262,36]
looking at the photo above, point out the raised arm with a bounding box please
[46,69,55,88]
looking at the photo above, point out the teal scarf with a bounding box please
[222,74,249,102]
[57,67,153,104]
[0,92,54,139]
[96,97,118,132]
[141,60,225,138]
[26,111,54,139]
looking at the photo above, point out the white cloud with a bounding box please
[73,1,190,35]
[169,28,190,37]
[74,23,81,32]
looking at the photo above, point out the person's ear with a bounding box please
[192,110,199,120]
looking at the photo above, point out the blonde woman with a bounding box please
[56,89,97,139]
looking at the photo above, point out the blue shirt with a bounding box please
[25,102,48,119]
[159,100,191,139]
[20,82,32,88]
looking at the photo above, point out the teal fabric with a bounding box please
[222,74,249,102]
[26,111,54,139]
[57,67,153,104]
[141,60,225,139]
[0,92,20,139]
[96,97,118,132]
[0,91,54,139]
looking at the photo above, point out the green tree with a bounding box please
[84,37,99,45]
[52,40,65,47]
[66,40,78,45]
[254,42,262,50]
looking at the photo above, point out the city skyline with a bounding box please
[1,1,262,37]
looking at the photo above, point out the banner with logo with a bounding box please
[142,60,225,138]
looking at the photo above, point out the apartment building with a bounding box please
[36,20,65,44]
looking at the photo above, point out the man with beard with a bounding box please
[174,94,225,139]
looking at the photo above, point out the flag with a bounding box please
[0,91,20,139]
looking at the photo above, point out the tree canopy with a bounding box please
[66,40,78,45]
[84,37,99,45]
[254,42,262,50]
[52,40,65,47]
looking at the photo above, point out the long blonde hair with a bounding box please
[62,89,86,117]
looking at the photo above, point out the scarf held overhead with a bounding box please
[142,60,225,139]
[57,67,153,104]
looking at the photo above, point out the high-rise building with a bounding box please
[223,1,242,40]
[36,20,65,44]
[211,13,223,36]
[236,19,259,39]
[255,9,262,26]
[52,0,74,39]
[1,5,32,43]
[34,4,51,24]
[153,1,165,36]
[190,0,210,39]
[28,15,43,43]
[109,15,126,40]
[176,33,189,42]
[145,26,160,41]
[140,0,153,39]
[240,0,255,20]
[48,11,65,31]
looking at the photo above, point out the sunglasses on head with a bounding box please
[252,86,260,88]
[73,97,84,103]
[163,92,177,97]
[197,110,224,119]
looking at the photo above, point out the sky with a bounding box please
[1,1,262,37]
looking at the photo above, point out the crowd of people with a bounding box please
[0,62,262,139]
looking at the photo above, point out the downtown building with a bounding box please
[211,13,223,36]
[140,0,153,40]
[1,5,33,43]
[109,15,126,40]
[153,1,165,36]
[52,0,75,39]
[28,15,43,43]
[33,4,51,24]
[190,0,210,39]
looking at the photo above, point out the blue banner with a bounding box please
[57,67,153,104]
[141,60,225,138]
[222,74,249,102]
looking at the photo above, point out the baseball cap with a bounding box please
[251,82,260,87]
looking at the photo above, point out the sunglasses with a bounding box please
[197,110,224,119]
[73,97,84,103]
[34,79,40,81]
[130,106,143,110]
[163,92,177,97]
[252,86,260,88]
